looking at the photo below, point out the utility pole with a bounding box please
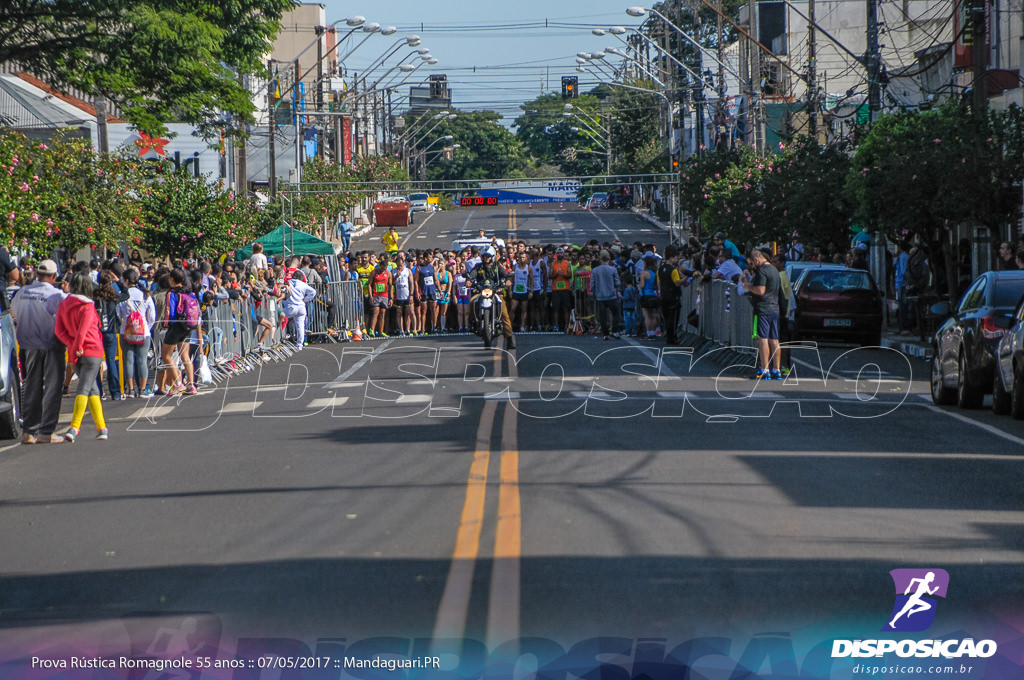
[93,97,109,154]
[865,0,881,120]
[971,0,988,114]
[267,60,277,197]
[316,25,325,159]
[716,0,726,149]
[692,4,705,157]
[237,74,248,196]
[807,0,818,138]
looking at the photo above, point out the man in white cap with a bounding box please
[12,259,66,444]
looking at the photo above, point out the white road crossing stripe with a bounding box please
[129,406,175,419]
[221,401,262,414]
[571,391,614,399]
[657,391,695,399]
[307,397,349,409]
[485,392,520,400]
[396,394,432,405]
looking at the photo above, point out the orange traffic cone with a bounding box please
[352,322,364,341]
[528,203,533,209]
[570,310,584,335]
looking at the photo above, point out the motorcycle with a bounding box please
[473,284,505,349]
[604,192,633,210]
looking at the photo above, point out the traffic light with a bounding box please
[561,76,578,99]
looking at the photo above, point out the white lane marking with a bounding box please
[657,391,695,399]
[221,401,261,414]
[397,212,436,249]
[307,396,349,409]
[323,381,365,390]
[396,394,432,405]
[571,390,613,399]
[129,406,175,419]
[324,340,395,388]
[919,402,1024,448]
[588,210,621,241]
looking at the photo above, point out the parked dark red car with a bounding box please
[791,268,884,346]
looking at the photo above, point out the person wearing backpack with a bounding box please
[95,270,126,400]
[117,268,156,398]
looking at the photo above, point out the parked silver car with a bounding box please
[0,302,22,439]
[992,292,1024,418]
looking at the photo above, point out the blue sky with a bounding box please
[319,1,647,121]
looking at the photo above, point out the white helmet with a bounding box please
[482,246,496,258]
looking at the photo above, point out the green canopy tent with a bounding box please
[235,224,335,260]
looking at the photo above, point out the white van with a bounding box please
[409,192,430,212]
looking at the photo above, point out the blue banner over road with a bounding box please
[476,180,582,204]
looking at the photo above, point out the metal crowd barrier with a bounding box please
[306,280,363,341]
[688,280,756,354]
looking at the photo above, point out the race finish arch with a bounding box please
[464,180,582,205]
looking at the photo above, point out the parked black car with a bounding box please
[930,270,1024,408]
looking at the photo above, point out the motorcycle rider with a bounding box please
[470,246,516,350]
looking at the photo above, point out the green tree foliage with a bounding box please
[607,85,665,175]
[139,168,263,259]
[280,155,409,234]
[687,140,852,247]
[0,0,294,137]
[0,129,272,259]
[0,131,149,253]
[513,93,605,175]
[418,110,527,181]
[846,102,1024,240]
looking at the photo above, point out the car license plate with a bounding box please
[824,318,852,327]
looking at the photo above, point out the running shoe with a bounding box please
[96,428,109,441]
[753,368,769,380]
[185,385,199,395]
[21,433,38,445]
[770,369,783,381]
[64,427,79,443]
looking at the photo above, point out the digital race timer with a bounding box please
[460,197,498,206]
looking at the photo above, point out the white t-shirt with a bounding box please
[250,253,269,270]
[394,268,412,301]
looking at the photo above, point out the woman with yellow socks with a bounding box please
[54,272,108,442]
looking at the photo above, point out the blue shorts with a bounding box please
[756,313,780,340]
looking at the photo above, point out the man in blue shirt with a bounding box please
[894,241,912,335]
[337,213,354,253]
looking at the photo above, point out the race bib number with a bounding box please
[514,283,527,294]
[374,282,386,294]
[424,275,435,287]
[458,286,469,297]
[555,281,568,290]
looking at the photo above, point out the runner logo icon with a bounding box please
[883,569,949,632]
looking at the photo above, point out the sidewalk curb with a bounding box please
[881,336,930,360]
[631,207,670,232]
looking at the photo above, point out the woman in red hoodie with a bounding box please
[55,271,107,442]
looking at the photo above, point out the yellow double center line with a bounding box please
[508,207,518,238]
[433,352,521,649]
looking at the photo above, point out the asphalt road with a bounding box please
[351,203,666,252]
[1,207,1023,677]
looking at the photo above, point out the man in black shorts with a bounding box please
[742,248,782,380]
